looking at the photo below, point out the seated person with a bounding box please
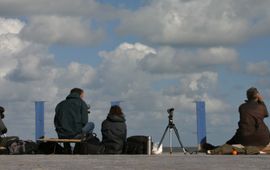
[0,106,19,148]
[226,87,270,147]
[101,104,127,154]
[0,106,7,136]
[54,88,95,153]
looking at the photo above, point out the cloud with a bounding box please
[0,18,27,78]
[0,17,97,139]
[118,0,270,46]
[55,62,96,89]
[139,46,238,74]
[0,0,117,19]
[0,17,236,144]
[93,42,230,122]
[246,61,270,76]
[20,16,105,46]
[0,17,24,35]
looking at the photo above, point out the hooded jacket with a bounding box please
[227,101,270,146]
[101,114,127,154]
[54,93,89,138]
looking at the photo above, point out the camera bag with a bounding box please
[73,133,105,154]
[125,135,151,154]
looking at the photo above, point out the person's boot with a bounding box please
[81,133,87,142]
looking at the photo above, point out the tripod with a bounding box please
[158,108,188,154]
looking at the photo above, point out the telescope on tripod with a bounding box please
[157,108,188,154]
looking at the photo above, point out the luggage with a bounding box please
[37,141,65,154]
[73,133,105,154]
[6,139,38,154]
[0,136,19,154]
[125,135,151,154]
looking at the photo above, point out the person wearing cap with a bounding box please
[54,88,95,153]
[226,87,270,147]
[101,103,127,154]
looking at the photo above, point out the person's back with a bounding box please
[101,105,127,154]
[54,93,88,138]
[54,88,94,153]
[54,92,89,138]
[237,100,270,146]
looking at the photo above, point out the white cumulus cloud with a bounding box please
[246,61,270,76]
[118,0,270,46]
[20,15,105,45]
[139,46,238,74]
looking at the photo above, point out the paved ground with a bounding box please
[1,153,270,170]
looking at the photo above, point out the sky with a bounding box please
[1,0,270,147]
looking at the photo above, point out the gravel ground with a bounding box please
[1,153,270,170]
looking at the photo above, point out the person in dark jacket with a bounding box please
[0,106,7,135]
[226,87,270,147]
[101,105,127,154]
[54,88,95,153]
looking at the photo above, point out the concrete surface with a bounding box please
[1,153,270,170]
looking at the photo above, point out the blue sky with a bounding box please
[1,0,270,147]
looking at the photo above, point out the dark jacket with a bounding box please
[101,114,127,154]
[54,93,89,138]
[227,101,270,146]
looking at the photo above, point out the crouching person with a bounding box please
[101,104,127,154]
[54,88,95,154]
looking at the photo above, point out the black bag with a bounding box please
[73,133,105,154]
[37,141,65,154]
[125,135,150,154]
[7,139,38,154]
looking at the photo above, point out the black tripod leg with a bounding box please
[158,125,169,149]
[172,126,187,154]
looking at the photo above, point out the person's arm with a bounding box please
[257,94,269,117]
[81,101,89,125]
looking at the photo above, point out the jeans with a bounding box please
[74,122,95,139]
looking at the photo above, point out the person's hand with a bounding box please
[257,93,264,103]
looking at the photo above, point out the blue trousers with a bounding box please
[74,122,95,139]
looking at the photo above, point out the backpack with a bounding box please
[73,133,105,154]
[6,139,38,155]
[125,135,151,154]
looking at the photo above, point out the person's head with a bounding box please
[246,87,259,101]
[109,105,124,116]
[70,88,84,99]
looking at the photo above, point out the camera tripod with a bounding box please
[158,108,188,154]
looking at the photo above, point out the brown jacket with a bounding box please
[227,101,270,146]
